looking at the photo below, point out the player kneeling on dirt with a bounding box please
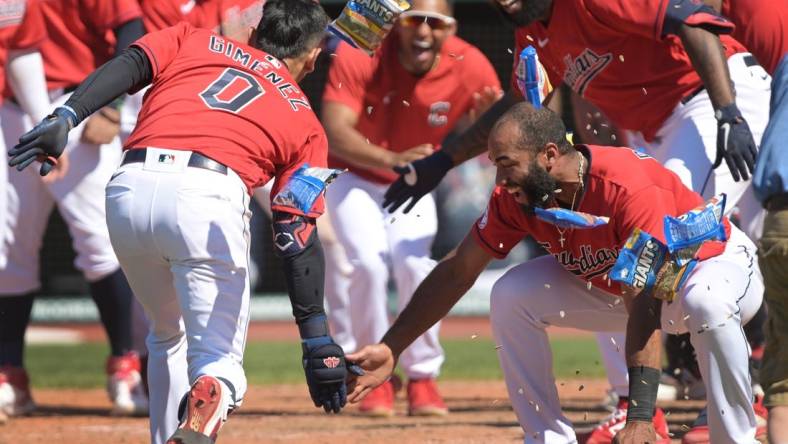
[347,103,764,443]
[8,1,358,443]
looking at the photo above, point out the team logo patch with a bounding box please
[427,101,450,127]
[562,48,612,97]
[158,154,176,164]
[323,357,341,368]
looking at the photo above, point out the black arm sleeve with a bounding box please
[114,18,146,53]
[62,46,153,125]
[272,211,326,324]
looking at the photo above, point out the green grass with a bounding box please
[25,337,604,389]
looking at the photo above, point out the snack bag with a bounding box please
[327,0,411,55]
[516,46,553,107]
[610,229,668,295]
[664,194,727,266]
[533,207,609,230]
[272,165,344,215]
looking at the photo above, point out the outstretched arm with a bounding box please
[347,233,493,402]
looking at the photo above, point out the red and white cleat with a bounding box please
[359,379,395,417]
[106,351,148,416]
[167,375,232,444]
[407,378,448,417]
[0,366,35,418]
[586,398,671,444]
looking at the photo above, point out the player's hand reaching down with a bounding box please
[714,103,758,182]
[383,149,454,214]
[9,107,76,176]
[346,343,397,404]
[612,420,658,443]
[302,335,364,413]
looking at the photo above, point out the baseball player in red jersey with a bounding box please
[9,1,356,443]
[321,0,501,416]
[348,103,764,443]
[0,0,148,417]
[0,0,50,423]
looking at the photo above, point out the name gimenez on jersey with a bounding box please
[208,35,311,112]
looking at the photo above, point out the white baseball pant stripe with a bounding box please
[0,94,121,294]
[326,172,443,378]
[490,226,763,443]
[105,151,252,444]
[598,52,772,398]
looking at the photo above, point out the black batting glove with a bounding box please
[714,103,757,182]
[9,107,76,176]
[382,150,454,214]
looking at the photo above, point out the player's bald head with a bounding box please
[253,0,329,60]
[409,0,453,16]
[492,102,571,155]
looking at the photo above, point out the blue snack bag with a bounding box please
[533,207,609,230]
[610,229,668,296]
[664,194,727,254]
[516,46,552,108]
[273,165,344,215]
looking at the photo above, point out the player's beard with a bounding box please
[497,0,553,27]
[517,161,558,215]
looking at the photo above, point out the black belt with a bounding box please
[680,54,759,105]
[766,193,788,212]
[122,148,227,175]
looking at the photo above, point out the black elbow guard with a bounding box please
[272,211,317,257]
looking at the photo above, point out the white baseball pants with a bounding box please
[598,52,772,398]
[326,172,444,378]
[490,226,763,444]
[105,150,252,444]
[0,94,122,294]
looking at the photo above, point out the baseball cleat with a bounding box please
[359,379,395,417]
[680,396,768,444]
[167,375,231,444]
[407,378,448,417]
[106,351,149,416]
[0,366,36,417]
[585,398,671,444]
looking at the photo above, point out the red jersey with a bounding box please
[323,36,500,184]
[126,23,328,215]
[513,0,744,141]
[39,0,142,90]
[473,145,702,294]
[722,0,788,74]
[0,0,46,105]
[140,0,214,32]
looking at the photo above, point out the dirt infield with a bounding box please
[1,380,709,444]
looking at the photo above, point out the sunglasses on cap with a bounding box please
[398,11,456,30]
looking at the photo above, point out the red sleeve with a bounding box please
[271,129,330,218]
[321,41,376,115]
[584,0,734,41]
[85,0,143,32]
[131,22,192,79]
[615,188,677,245]
[141,0,195,31]
[10,0,46,50]
[471,188,528,259]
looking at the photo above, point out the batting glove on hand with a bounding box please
[382,149,453,214]
[9,107,76,176]
[300,316,362,414]
[714,103,757,182]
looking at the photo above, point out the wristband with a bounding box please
[626,366,660,422]
[55,106,78,129]
[298,314,329,339]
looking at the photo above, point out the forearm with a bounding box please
[679,24,735,109]
[63,47,152,125]
[326,126,395,170]
[274,212,326,324]
[382,252,476,356]
[441,89,521,165]
[624,293,662,368]
[6,49,50,122]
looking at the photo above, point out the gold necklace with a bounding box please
[557,152,585,248]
